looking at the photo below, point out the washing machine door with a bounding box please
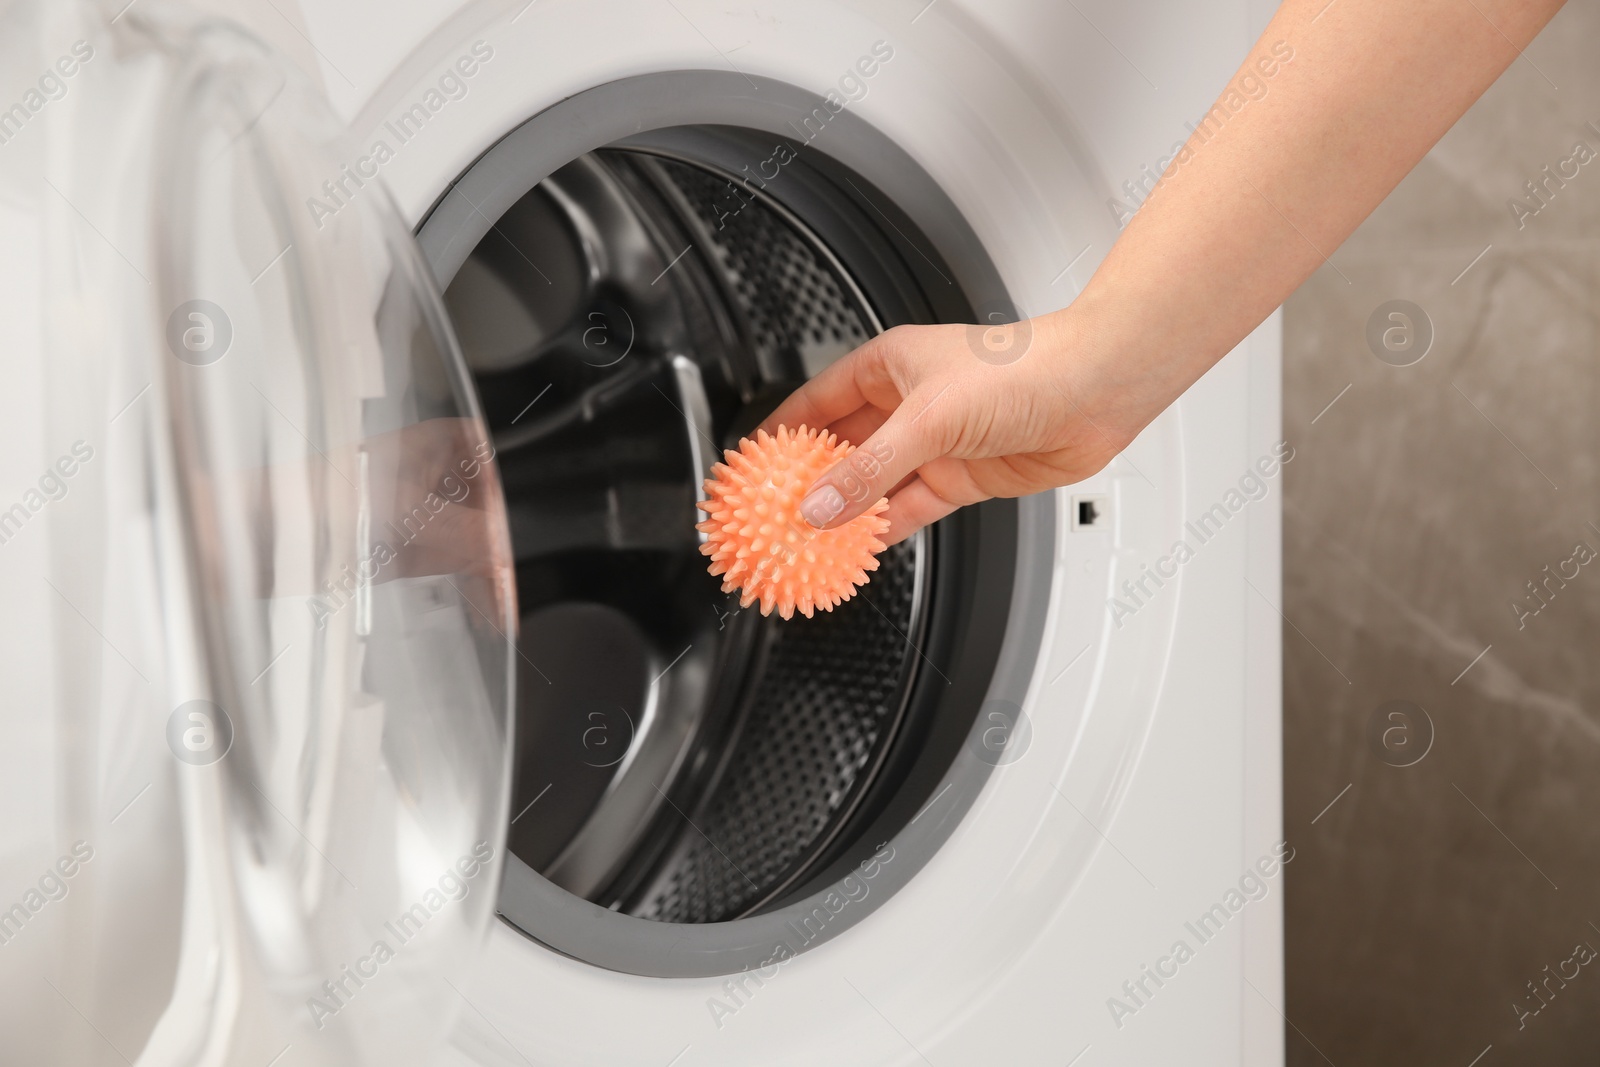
[0,4,515,1065]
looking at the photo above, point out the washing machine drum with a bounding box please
[438,140,1012,933]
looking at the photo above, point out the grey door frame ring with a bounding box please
[414,69,1056,979]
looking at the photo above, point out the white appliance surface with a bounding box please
[0,1,1283,1064]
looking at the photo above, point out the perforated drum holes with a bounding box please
[1365,299,1432,367]
[969,699,1032,766]
[651,157,870,378]
[166,700,233,765]
[636,538,923,924]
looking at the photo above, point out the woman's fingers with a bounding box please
[878,476,963,545]
[797,385,947,529]
[827,406,891,452]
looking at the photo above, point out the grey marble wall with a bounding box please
[1282,2,1600,1063]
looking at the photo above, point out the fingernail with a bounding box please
[800,484,846,528]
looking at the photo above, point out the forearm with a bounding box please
[767,0,1566,540]
[1051,0,1565,425]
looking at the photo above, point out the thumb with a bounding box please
[798,398,944,530]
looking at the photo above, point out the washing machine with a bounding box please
[0,0,1284,1064]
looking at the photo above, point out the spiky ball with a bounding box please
[697,425,890,620]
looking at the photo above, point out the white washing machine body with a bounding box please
[303,3,1287,1064]
[0,1,1284,1065]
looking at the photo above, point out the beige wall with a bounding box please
[1282,2,1600,1062]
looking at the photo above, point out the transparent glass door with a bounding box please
[0,4,515,1064]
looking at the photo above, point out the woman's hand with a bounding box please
[759,312,1158,545]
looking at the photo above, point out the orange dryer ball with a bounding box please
[697,425,890,620]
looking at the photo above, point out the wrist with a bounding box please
[1033,290,1207,450]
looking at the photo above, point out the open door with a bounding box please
[0,3,515,1064]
